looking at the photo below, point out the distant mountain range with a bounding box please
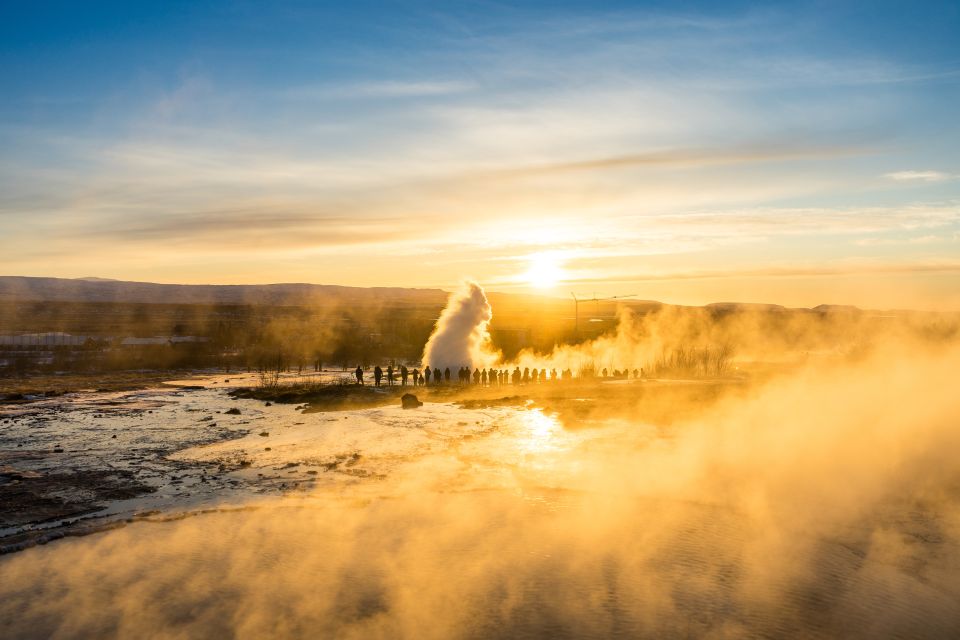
[0,276,449,307]
[0,275,913,316]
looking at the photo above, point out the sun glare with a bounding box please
[524,252,565,289]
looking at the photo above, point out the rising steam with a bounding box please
[421,281,498,370]
[3,340,960,638]
[4,284,960,638]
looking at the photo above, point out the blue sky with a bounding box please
[1,1,959,308]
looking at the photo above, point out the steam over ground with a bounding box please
[426,282,952,378]
[3,292,960,638]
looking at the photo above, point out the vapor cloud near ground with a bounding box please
[2,336,960,638]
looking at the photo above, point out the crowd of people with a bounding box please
[352,364,590,387]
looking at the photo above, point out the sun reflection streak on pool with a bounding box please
[518,408,562,454]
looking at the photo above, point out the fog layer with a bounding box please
[2,336,960,638]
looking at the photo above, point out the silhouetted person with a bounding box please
[444,367,451,383]
[355,366,364,385]
[409,368,416,386]
[602,368,608,378]
[401,365,408,386]
[481,369,487,386]
[387,365,395,385]
[434,367,441,385]
[513,367,521,385]
[374,365,383,387]
[424,366,432,385]
[472,368,480,385]
[551,368,557,382]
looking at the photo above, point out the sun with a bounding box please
[524,252,565,289]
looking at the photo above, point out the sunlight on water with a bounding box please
[518,408,562,454]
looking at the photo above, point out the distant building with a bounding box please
[120,336,210,346]
[120,337,171,346]
[0,332,92,346]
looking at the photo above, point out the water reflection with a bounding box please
[518,408,562,454]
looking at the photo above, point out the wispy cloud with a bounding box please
[884,170,953,183]
[2,3,959,308]
[284,80,478,101]
[561,260,960,284]
[486,143,867,178]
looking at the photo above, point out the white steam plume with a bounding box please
[421,282,498,370]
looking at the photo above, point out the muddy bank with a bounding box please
[231,383,406,411]
[0,466,157,553]
[0,369,223,400]
[0,466,154,528]
[0,385,266,553]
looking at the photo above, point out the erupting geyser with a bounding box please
[421,281,498,370]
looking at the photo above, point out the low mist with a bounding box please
[3,327,960,637]
[427,282,957,380]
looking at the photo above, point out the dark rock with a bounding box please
[259,431,269,437]
[265,402,272,406]
[401,393,423,409]
[224,408,242,415]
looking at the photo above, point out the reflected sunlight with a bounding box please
[519,408,562,454]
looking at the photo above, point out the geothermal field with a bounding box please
[3,2,959,637]
[2,284,960,639]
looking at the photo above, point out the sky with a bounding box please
[1,0,959,309]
